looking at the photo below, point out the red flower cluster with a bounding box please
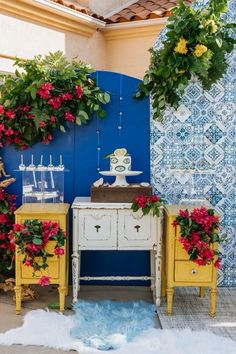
[0,189,17,277]
[0,53,110,150]
[9,219,66,286]
[173,207,222,269]
[131,194,164,217]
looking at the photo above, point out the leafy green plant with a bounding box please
[135,0,236,121]
[0,51,110,149]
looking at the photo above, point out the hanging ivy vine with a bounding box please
[135,0,236,121]
[0,51,110,149]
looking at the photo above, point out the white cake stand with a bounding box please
[99,171,142,186]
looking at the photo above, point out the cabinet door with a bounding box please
[78,210,117,249]
[118,210,156,249]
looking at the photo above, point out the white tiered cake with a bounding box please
[110,148,131,173]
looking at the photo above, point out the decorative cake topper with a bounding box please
[0,156,16,188]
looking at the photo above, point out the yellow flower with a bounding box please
[174,38,188,55]
[178,69,185,75]
[194,44,208,57]
[204,19,218,33]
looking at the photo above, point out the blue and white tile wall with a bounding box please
[151,0,236,285]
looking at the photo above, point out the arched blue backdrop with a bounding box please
[2,71,151,284]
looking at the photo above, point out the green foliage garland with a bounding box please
[135,0,236,121]
[0,51,110,149]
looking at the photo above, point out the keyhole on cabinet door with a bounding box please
[94,225,101,232]
[134,225,141,233]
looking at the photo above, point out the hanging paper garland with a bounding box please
[0,51,110,149]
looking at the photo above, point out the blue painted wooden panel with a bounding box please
[2,71,150,284]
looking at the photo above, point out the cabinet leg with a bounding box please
[154,247,162,307]
[15,285,22,315]
[58,286,66,312]
[199,287,205,298]
[210,288,217,317]
[72,252,80,303]
[166,287,174,316]
[150,250,155,292]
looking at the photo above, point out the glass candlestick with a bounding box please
[19,154,25,171]
[27,154,36,170]
[48,154,54,170]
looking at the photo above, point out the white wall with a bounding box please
[0,13,106,73]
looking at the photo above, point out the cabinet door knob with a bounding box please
[134,225,141,232]
[94,225,101,232]
[191,269,197,275]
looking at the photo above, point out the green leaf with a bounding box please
[32,238,43,245]
[76,117,82,125]
[78,110,89,121]
[60,125,66,133]
[216,38,223,48]
[30,87,37,100]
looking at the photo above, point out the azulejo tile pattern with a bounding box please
[151,0,236,286]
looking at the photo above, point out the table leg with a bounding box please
[150,250,155,292]
[210,288,217,317]
[58,286,66,312]
[154,247,162,307]
[72,252,79,303]
[15,285,22,315]
[166,287,174,316]
[199,287,205,298]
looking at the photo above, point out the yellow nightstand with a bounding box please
[14,203,70,314]
[163,205,218,317]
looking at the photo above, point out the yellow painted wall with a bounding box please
[104,24,164,79]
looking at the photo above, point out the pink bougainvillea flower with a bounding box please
[39,121,46,128]
[65,111,75,122]
[54,247,64,255]
[48,96,61,109]
[214,258,222,269]
[37,88,51,99]
[75,85,83,99]
[0,124,5,131]
[24,259,31,267]
[42,133,53,145]
[27,114,34,120]
[0,105,5,114]
[5,129,14,136]
[149,195,159,203]
[38,275,51,286]
[5,111,15,119]
[61,93,73,101]
[50,115,56,123]
[41,83,54,91]
[134,195,148,209]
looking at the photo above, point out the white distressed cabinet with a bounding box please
[72,197,163,307]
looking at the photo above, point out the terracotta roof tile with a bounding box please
[106,0,192,24]
[48,0,192,24]
[49,0,104,21]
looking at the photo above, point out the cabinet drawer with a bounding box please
[175,261,212,283]
[175,239,190,260]
[118,210,155,249]
[78,210,117,249]
[21,260,59,279]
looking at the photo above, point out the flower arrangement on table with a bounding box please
[0,189,17,280]
[9,219,66,286]
[131,194,165,217]
[135,0,236,121]
[0,51,110,149]
[173,207,223,268]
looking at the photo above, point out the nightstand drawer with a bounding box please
[21,261,59,279]
[78,210,117,248]
[175,239,190,260]
[175,261,212,283]
[118,210,155,248]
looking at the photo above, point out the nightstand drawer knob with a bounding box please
[191,269,198,275]
[134,225,141,232]
[94,225,101,232]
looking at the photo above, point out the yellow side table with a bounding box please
[163,205,218,317]
[14,203,70,314]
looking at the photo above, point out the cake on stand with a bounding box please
[99,170,142,187]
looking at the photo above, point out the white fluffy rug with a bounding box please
[0,309,236,354]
